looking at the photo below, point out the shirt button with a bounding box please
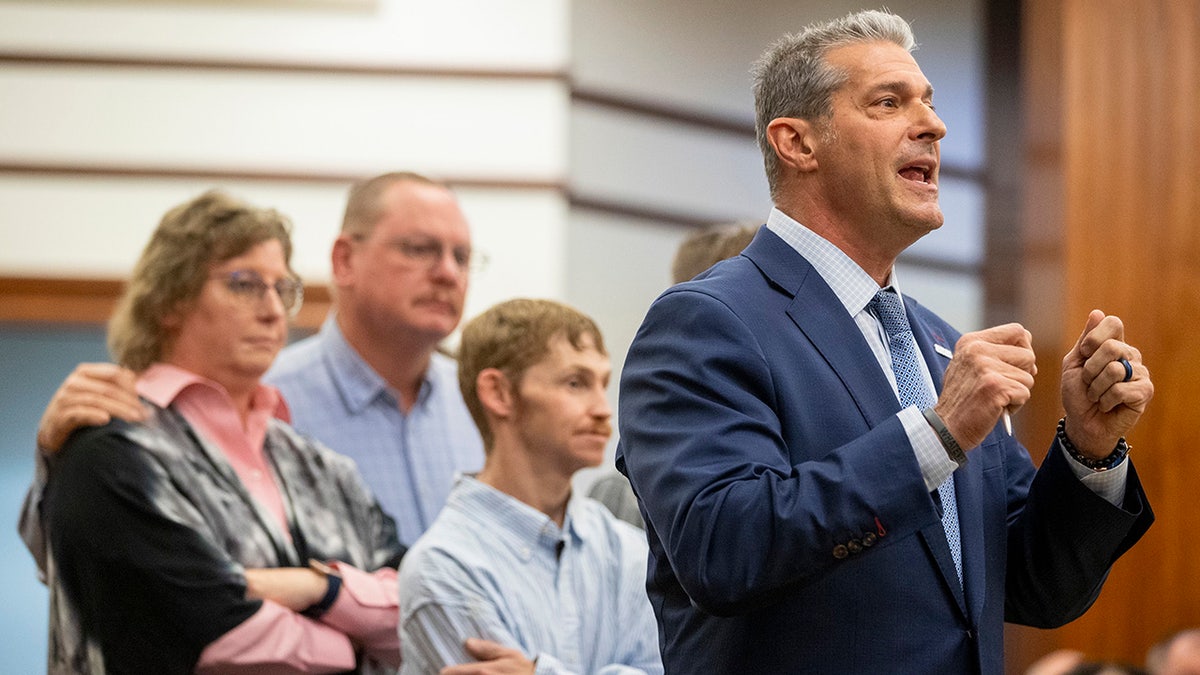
[832,544,849,559]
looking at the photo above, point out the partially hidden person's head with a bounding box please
[1147,628,1200,675]
[458,299,611,471]
[671,222,759,284]
[108,190,299,381]
[333,171,476,345]
[751,8,945,244]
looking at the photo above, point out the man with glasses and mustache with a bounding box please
[40,190,404,674]
[23,172,486,559]
[397,299,661,674]
[265,172,485,547]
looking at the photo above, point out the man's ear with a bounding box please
[330,234,356,287]
[766,117,820,173]
[476,368,514,419]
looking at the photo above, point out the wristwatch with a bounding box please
[301,558,343,619]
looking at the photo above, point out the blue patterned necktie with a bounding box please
[871,288,963,584]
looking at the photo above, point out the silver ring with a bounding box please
[1118,357,1133,383]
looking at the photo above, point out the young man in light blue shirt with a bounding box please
[399,299,661,675]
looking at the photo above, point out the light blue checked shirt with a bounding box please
[766,208,1127,504]
[398,476,662,675]
[266,317,485,546]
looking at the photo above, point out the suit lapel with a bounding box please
[787,283,906,428]
[745,231,902,428]
[749,230,978,618]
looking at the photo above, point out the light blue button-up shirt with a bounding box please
[398,476,662,675]
[266,318,485,546]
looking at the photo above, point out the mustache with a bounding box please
[583,424,613,438]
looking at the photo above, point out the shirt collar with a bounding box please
[450,475,589,561]
[766,207,904,315]
[137,362,290,421]
[319,316,417,413]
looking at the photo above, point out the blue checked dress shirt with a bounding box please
[399,476,662,674]
[266,318,485,546]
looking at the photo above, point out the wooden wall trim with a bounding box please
[0,51,567,81]
[571,86,756,137]
[0,276,333,330]
[569,194,979,276]
[567,192,749,229]
[570,87,988,184]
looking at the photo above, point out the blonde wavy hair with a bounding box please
[107,190,295,371]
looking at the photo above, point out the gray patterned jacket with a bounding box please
[43,401,404,674]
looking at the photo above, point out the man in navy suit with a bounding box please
[616,9,1155,674]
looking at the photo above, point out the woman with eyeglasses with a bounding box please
[39,190,404,674]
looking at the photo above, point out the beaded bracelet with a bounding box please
[1056,417,1130,471]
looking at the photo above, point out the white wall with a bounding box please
[0,0,567,68]
[0,0,571,301]
[565,0,988,482]
[569,0,984,166]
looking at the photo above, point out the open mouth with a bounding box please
[898,162,933,184]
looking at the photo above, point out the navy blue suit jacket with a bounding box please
[616,227,1153,674]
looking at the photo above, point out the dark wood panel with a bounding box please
[1009,0,1200,670]
[0,162,564,191]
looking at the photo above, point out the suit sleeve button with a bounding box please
[832,544,849,559]
[847,539,863,554]
[862,532,878,547]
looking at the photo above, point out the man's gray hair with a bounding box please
[751,9,917,200]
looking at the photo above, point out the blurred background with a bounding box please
[0,1,1195,672]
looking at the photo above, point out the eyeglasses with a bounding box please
[356,235,487,276]
[214,269,304,317]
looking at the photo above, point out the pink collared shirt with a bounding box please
[138,364,399,672]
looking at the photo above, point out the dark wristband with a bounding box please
[923,408,967,466]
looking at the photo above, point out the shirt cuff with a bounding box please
[900,406,959,491]
[1059,440,1129,507]
[534,652,565,675]
[321,562,401,666]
